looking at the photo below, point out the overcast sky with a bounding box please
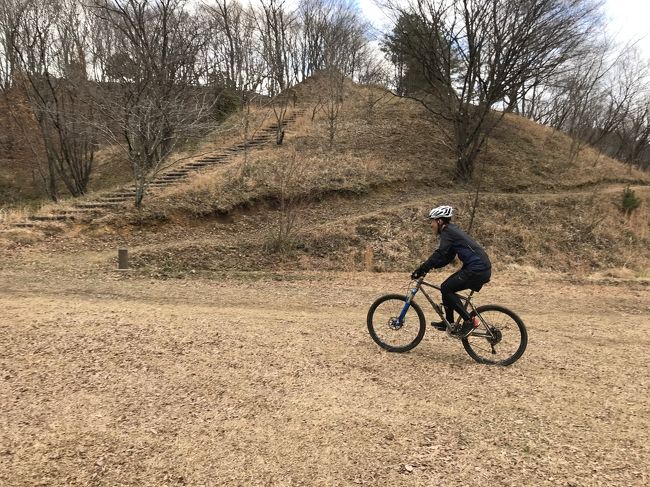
[604,0,650,56]
[356,0,650,60]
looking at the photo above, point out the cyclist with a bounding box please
[411,205,492,337]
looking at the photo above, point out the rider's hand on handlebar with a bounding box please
[411,266,426,280]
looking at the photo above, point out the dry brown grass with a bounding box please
[88,145,133,192]
[484,114,650,191]
[144,134,400,222]
[0,206,32,224]
[3,78,650,485]
[109,181,647,279]
[5,77,650,276]
[0,227,41,246]
[1,265,649,486]
[191,104,278,154]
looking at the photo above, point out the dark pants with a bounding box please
[440,268,491,323]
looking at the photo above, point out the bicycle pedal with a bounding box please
[430,321,447,331]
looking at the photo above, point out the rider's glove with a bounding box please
[411,265,427,280]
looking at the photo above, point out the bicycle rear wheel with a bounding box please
[367,294,426,352]
[462,304,527,365]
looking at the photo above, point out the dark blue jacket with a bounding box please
[422,224,491,273]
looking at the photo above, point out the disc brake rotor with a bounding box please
[388,317,403,330]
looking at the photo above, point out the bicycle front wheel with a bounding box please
[462,305,527,366]
[367,294,426,352]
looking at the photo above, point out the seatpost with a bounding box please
[463,290,475,310]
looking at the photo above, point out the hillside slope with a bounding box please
[2,77,649,276]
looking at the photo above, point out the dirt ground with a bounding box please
[1,259,649,486]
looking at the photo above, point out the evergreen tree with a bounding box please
[382,12,454,97]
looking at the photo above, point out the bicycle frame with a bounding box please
[400,277,497,340]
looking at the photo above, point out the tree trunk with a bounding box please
[455,135,484,181]
[46,158,58,202]
[134,184,145,208]
[455,154,474,181]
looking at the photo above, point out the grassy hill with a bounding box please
[2,76,650,277]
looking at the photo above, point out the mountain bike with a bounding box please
[367,276,527,365]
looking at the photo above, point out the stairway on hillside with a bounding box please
[5,108,305,231]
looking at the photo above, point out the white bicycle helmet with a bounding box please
[427,205,454,220]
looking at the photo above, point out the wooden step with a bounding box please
[52,207,90,214]
[5,113,306,224]
[154,174,187,181]
[75,202,125,209]
[98,194,130,202]
[186,162,214,168]
[29,214,75,222]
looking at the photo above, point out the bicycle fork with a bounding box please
[397,285,419,324]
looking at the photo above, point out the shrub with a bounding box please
[621,186,641,217]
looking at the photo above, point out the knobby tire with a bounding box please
[367,294,426,353]
[462,304,528,366]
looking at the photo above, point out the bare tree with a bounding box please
[295,0,329,79]
[322,0,367,78]
[201,0,264,93]
[0,0,24,89]
[355,44,390,86]
[527,41,650,166]
[253,0,299,143]
[10,0,97,199]
[319,67,344,146]
[554,47,611,160]
[384,0,604,181]
[526,64,595,129]
[293,0,373,81]
[86,1,119,83]
[91,0,215,207]
[589,48,650,161]
[618,97,650,169]
[254,0,295,96]
[269,93,288,144]
[267,148,308,252]
[206,0,242,89]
